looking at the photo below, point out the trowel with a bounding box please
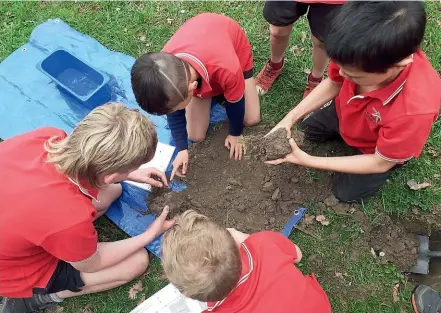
[408,235,441,275]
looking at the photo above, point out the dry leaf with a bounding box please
[392,283,400,303]
[129,281,143,300]
[180,9,186,13]
[301,214,316,227]
[407,179,431,190]
[82,304,92,313]
[427,147,438,157]
[137,295,146,305]
[434,174,440,178]
[300,31,307,43]
[316,215,330,226]
[139,35,146,42]
[167,18,173,24]
[370,248,377,258]
[335,272,345,280]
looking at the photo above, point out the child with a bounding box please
[256,0,344,98]
[131,13,261,180]
[162,210,332,313]
[267,1,441,203]
[0,103,174,313]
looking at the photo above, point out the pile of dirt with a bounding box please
[366,216,419,271]
[147,123,332,233]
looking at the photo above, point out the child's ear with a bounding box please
[188,81,198,93]
[395,56,414,68]
[103,173,119,185]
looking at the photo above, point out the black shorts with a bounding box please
[214,68,254,105]
[299,101,403,203]
[33,261,84,295]
[263,1,343,42]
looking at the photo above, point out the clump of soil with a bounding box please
[253,128,305,160]
[147,123,332,233]
[366,216,419,271]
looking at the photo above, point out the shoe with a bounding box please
[303,73,323,99]
[412,285,441,313]
[1,294,57,313]
[255,59,284,95]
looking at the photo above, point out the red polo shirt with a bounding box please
[0,127,98,298]
[162,13,253,103]
[206,232,331,313]
[329,50,441,162]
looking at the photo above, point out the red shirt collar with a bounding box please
[175,52,212,97]
[69,178,99,201]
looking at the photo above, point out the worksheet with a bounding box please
[130,283,207,313]
[124,142,175,191]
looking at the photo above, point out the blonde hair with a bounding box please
[45,102,157,188]
[162,210,242,302]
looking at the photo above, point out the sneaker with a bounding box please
[303,73,323,99]
[1,294,57,313]
[255,59,284,95]
[412,285,441,313]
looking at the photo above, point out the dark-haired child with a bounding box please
[131,13,260,180]
[268,1,441,203]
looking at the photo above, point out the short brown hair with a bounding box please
[45,102,158,188]
[162,210,242,302]
[131,52,190,115]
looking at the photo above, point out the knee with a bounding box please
[188,134,206,143]
[127,249,149,281]
[244,115,261,127]
[269,25,292,39]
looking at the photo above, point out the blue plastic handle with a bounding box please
[281,207,307,237]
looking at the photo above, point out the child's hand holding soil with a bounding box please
[259,128,305,160]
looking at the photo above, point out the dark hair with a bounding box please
[131,52,190,115]
[326,1,426,73]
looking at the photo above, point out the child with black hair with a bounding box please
[268,1,441,203]
[131,13,260,180]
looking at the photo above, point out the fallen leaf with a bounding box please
[180,9,186,13]
[407,179,431,190]
[300,31,307,43]
[335,272,346,280]
[434,174,440,178]
[392,283,400,303]
[316,215,330,226]
[129,281,143,300]
[139,35,146,42]
[289,45,305,55]
[137,295,146,305]
[301,214,316,227]
[167,18,173,24]
[370,248,377,258]
[427,147,438,157]
[82,304,92,313]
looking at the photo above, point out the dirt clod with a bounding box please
[324,195,339,207]
[271,188,281,201]
[262,181,274,192]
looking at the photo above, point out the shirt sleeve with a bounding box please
[376,114,437,162]
[222,70,246,103]
[225,96,245,136]
[328,60,345,84]
[167,109,189,152]
[247,231,298,261]
[40,222,98,262]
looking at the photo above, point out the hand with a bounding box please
[265,138,310,166]
[148,206,176,237]
[128,168,168,188]
[224,135,245,160]
[171,150,189,181]
[266,115,295,138]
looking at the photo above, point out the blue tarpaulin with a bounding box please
[0,19,303,258]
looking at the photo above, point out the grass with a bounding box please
[1,1,441,313]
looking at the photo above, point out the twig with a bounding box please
[296,226,324,241]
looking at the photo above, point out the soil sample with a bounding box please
[248,128,305,161]
[146,123,332,233]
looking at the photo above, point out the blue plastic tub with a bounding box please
[37,49,110,106]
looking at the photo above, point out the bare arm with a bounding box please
[294,244,302,264]
[271,78,342,134]
[70,207,174,273]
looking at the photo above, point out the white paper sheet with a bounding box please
[125,142,175,191]
[130,283,207,313]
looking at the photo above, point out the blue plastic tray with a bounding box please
[37,49,110,107]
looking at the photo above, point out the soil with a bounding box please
[366,215,419,271]
[147,123,333,233]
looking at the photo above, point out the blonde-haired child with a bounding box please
[0,103,174,313]
[162,210,331,313]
